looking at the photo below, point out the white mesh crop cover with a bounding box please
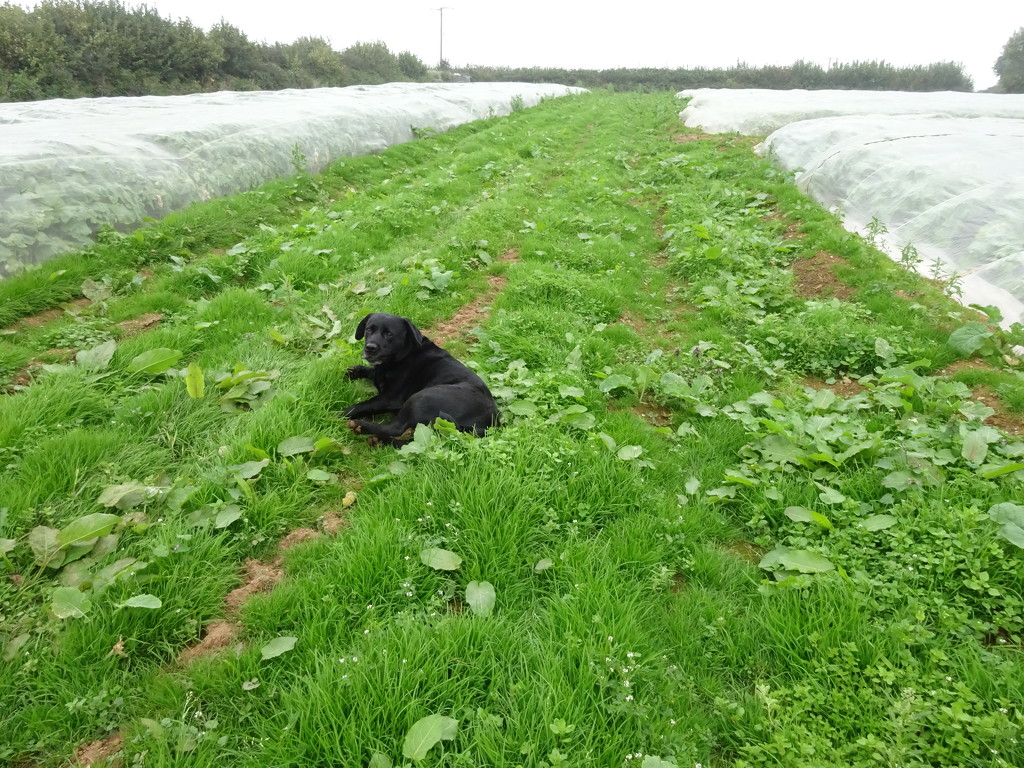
[759,114,1024,326]
[0,82,583,277]
[677,88,1024,136]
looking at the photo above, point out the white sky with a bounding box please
[22,0,1024,90]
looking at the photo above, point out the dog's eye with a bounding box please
[382,329,392,338]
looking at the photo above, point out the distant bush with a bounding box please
[0,0,429,102]
[462,59,975,93]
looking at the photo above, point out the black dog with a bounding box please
[343,312,500,446]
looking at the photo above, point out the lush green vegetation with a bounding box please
[995,27,1024,93]
[463,60,974,92]
[0,0,429,102]
[1,92,1022,768]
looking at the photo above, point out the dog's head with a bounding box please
[354,313,424,366]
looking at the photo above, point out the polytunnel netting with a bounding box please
[677,88,1024,135]
[676,88,1024,327]
[759,114,1024,325]
[0,82,583,278]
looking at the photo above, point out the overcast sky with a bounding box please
[24,0,1024,90]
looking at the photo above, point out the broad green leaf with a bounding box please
[641,757,679,768]
[784,506,812,522]
[260,636,297,660]
[126,347,182,374]
[0,538,16,557]
[534,558,554,572]
[874,337,894,361]
[214,505,243,529]
[758,434,804,465]
[76,339,116,371]
[989,503,1024,547]
[94,557,145,591]
[507,400,538,417]
[28,526,62,568]
[760,546,834,573]
[684,477,701,495]
[57,513,121,548]
[597,432,617,452]
[782,549,835,573]
[185,363,205,398]
[97,481,150,509]
[962,430,993,465]
[61,541,97,567]
[230,459,270,479]
[368,754,393,768]
[278,436,316,456]
[947,322,992,355]
[3,632,30,661]
[466,581,496,617]
[882,471,915,490]
[558,385,585,398]
[140,718,166,739]
[784,506,833,529]
[814,483,846,505]
[560,410,596,430]
[988,503,1024,527]
[306,469,338,484]
[861,514,898,531]
[51,587,92,619]
[117,594,162,610]
[980,462,1024,479]
[616,445,644,461]
[599,374,633,394]
[402,714,458,761]
[995,522,1024,549]
[810,388,836,410]
[420,548,462,571]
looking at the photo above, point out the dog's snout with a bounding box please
[364,342,380,353]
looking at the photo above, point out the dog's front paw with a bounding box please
[347,419,363,434]
[346,365,370,380]
[366,435,382,448]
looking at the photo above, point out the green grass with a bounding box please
[1,92,1022,768]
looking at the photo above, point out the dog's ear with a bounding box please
[403,317,424,346]
[355,313,375,340]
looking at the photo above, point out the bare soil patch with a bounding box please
[723,540,765,565]
[671,131,715,144]
[429,274,507,347]
[630,401,673,428]
[177,509,350,665]
[11,298,92,332]
[791,250,855,301]
[975,386,1024,437]
[75,732,123,767]
[937,358,997,377]
[427,249,518,347]
[803,376,866,398]
[116,313,163,337]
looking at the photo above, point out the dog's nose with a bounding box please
[364,342,379,353]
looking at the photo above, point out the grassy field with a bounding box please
[1,91,1023,768]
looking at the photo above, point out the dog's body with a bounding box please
[344,312,499,446]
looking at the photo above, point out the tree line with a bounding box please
[462,60,976,93]
[3,1,1022,102]
[0,0,429,102]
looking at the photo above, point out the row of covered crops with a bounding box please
[0,82,582,278]
[679,88,1024,327]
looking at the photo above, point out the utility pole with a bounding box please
[435,6,452,69]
